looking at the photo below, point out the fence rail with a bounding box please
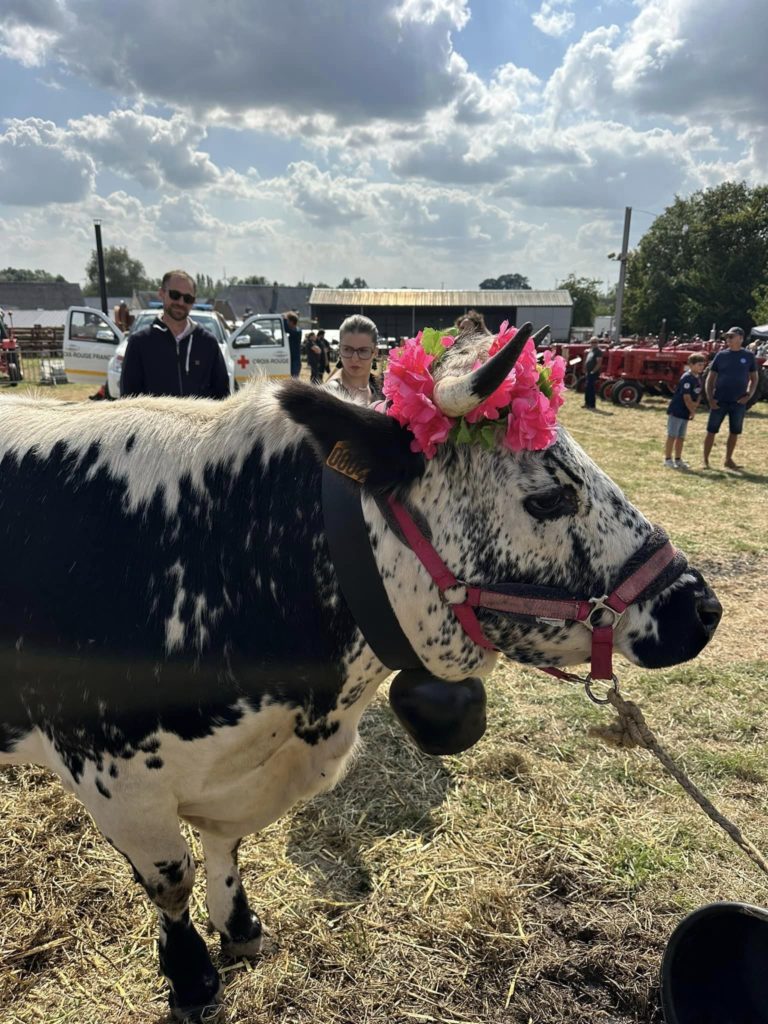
[0,338,67,387]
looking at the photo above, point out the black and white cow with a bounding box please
[0,329,720,1020]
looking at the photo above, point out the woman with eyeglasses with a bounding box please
[325,314,381,404]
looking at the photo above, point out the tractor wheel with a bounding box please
[598,379,615,401]
[564,370,578,389]
[8,363,21,383]
[612,381,643,406]
[575,376,587,393]
[746,371,767,409]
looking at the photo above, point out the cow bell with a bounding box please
[388,670,487,755]
[661,901,768,1023]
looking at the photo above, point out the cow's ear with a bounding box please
[279,381,425,493]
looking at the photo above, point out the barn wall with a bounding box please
[516,306,572,342]
[310,304,523,339]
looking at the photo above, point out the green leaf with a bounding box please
[420,327,453,361]
[480,424,499,449]
[455,418,473,445]
[538,366,552,398]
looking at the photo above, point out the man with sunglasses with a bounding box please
[121,270,230,399]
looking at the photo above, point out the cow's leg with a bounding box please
[106,824,221,1021]
[201,830,264,958]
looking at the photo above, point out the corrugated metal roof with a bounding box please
[0,281,84,309]
[310,288,572,307]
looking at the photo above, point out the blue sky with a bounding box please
[1,0,765,292]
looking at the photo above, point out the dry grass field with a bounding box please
[1,387,767,1024]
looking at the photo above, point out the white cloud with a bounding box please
[532,0,575,38]
[1,0,472,126]
[0,118,94,205]
[66,111,221,190]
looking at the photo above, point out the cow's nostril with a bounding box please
[696,594,722,634]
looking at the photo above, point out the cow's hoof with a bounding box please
[221,912,268,960]
[222,927,267,960]
[169,973,223,1022]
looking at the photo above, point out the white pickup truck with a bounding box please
[63,306,291,397]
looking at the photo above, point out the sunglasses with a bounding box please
[167,288,196,304]
[340,344,374,359]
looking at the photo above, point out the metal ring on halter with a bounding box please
[584,673,619,705]
[584,595,625,632]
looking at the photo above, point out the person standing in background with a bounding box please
[703,327,758,470]
[663,353,706,470]
[326,314,381,404]
[120,270,229,399]
[284,311,302,378]
[583,338,603,410]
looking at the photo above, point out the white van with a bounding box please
[63,307,290,396]
[227,314,291,387]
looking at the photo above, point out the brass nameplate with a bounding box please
[326,441,369,483]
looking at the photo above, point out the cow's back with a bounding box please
[0,392,357,766]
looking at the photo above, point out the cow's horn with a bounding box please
[433,322,535,417]
[532,324,550,345]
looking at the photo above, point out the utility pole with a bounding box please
[93,220,108,314]
[613,206,631,343]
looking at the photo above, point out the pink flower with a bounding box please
[503,391,558,451]
[488,320,517,356]
[384,337,453,458]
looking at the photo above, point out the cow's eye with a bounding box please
[523,485,577,520]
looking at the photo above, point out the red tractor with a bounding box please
[559,342,612,392]
[0,311,23,386]
[601,344,768,407]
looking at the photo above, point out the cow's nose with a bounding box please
[696,593,722,635]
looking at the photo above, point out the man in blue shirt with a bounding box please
[703,327,758,469]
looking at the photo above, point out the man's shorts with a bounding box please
[706,401,746,435]
[667,415,689,439]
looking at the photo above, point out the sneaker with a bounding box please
[675,460,690,471]
[663,459,677,469]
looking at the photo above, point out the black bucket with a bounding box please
[661,902,768,1024]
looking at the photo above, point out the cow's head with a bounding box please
[281,329,720,683]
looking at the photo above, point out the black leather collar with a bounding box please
[322,464,421,671]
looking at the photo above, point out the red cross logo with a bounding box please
[237,354,250,369]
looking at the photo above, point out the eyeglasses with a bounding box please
[167,289,196,304]
[340,344,374,359]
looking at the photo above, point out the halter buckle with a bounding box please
[442,583,468,606]
[585,595,624,631]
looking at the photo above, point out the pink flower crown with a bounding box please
[382,322,566,459]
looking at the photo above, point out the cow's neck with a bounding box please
[360,467,498,683]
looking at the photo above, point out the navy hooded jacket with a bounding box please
[120,317,230,399]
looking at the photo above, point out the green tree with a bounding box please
[623,182,768,335]
[195,273,215,297]
[479,273,531,290]
[85,246,153,294]
[338,276,368,288]
[751,281,768,325]
[239,274,270,286]
[595,284,617,317]
[0,267,66,282]
[557,275,601,327]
